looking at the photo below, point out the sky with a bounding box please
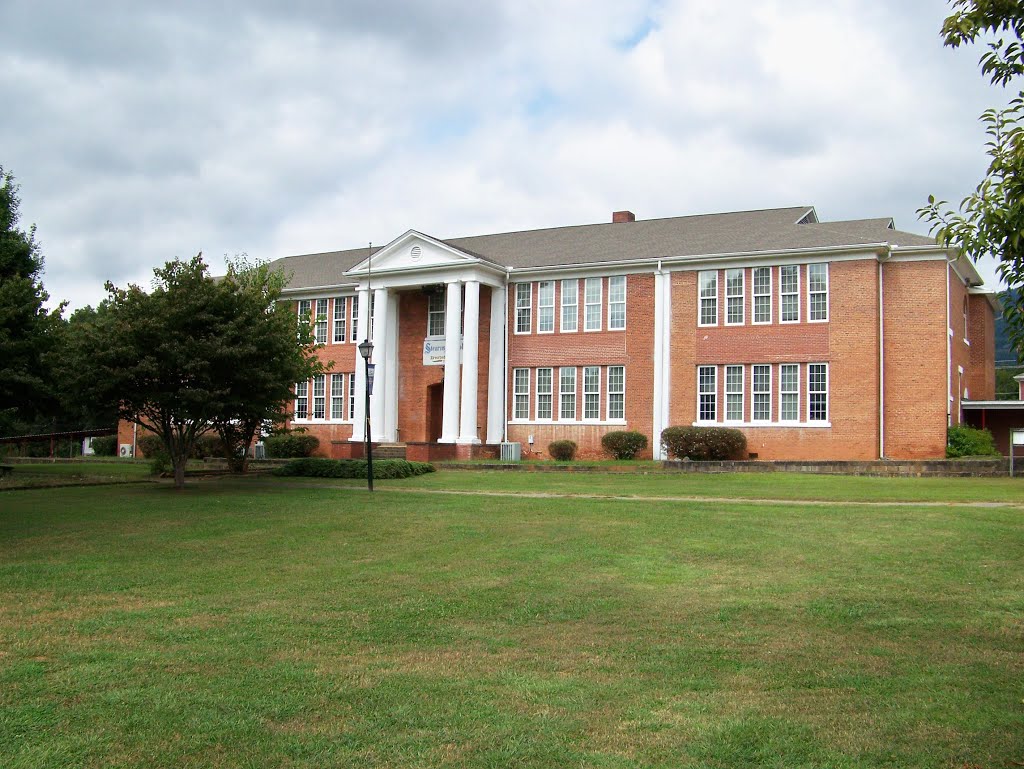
[0,0,1012,311]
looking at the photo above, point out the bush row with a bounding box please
[661,426,747,461]
[946,425,1000,458]
[263,433,320,458]
[273,457,436,479]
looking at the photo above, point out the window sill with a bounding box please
[509,419,628,426]
[692,420,831,429]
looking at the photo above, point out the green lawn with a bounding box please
[0,460,152,490]
[1,477,1022,767]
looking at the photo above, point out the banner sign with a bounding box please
[423,336,463,366]
[367,363,376,396]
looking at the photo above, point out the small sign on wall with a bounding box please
[423,336,463,366]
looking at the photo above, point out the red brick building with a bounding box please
[268,206,998,461]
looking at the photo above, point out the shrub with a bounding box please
[263,432,320,458]
[661,426,747,461]
[136,434,171,475]
[194,434,225,459]
[946,425,1000,458]
[548,440,577,461]
[601,430,648,460]
[90,436,117,456]
[273,458,435,479]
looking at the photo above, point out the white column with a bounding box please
[383,291,400,442]
[370,287,388,441]
[458,280,481,444]
[486,285,506,444]
[352,288,370,442]
[439,281,462,443]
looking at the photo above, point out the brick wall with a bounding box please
[966,294,996,400]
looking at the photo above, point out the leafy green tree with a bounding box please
[0,166,64,435]
[210,256,324,472]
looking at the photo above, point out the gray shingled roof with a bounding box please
[272,207,939,290]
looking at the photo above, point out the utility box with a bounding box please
[499,442,522,462]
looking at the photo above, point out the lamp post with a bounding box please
[358,338,375,491]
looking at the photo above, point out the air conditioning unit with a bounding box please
[499,442,521,462]
[254,443,266,460]
[119,444,134,458]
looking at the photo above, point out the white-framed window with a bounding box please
[725,269,744,325]
[698,365,717,421]
[583,366,601,420]
[752,365,771,422]
[560,367,577,419]
[427,292,445,336]
[312,374,325,419]
[333,298,347,343]
[515,283,532,334]
[780,265,800,323]
[350,296,359,342]
[608,276,626,330]
[536,368,553,420]
[808,363,828,422]
[560,279,578,332]
[314,299,329,344]
[780,364,799,422]
[725,365,744,421]
[348,373,356,420]
[369,295,375,339]
[331,373,346,419]
[294,380,308,420]
[753,267,772,324]
[297,300,311,330]
[584,278,602,331]
[513,368,530,420]
[808,263,828,322]
[699,270,718,326]
[538,281,555,333]
[608,366,625,420]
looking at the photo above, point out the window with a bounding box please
[584,278,602,331]
[513,368,530,420]
[725,365,744,421]
[331,374,346,419]
[536,368,553,420]
[752,365,771,422]
[348,373,356,420]
[698,366,717,421]
[808,363,828,422]
[427,292,445,336]
[780,364,799,421]
[515,284,532,334]
[333,298,347,343]
[725,269,744,325]
[583,366,601,420]
[560,367,576,419]
[297,300,311,335]
[538,281,555,333]
[780,265,799,323]
[753,267,771,324]
[369,294,375,339]
[608,276,626,330]
[314,299,329,344]
[808,263,828,321]
[561,279,578,332]
[699,271,718,326]
[294,381,308,420]
[608,366,625,420]
[350,296,359,342]
[312,374,325,419]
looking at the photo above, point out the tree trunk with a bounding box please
[172,452,187,489]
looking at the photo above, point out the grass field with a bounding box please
[1,474,1022,767]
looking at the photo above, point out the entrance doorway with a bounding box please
[427,383,444,442]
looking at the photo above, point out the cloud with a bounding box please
[0,0,1012,309]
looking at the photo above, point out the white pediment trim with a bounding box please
[345,230,482,277]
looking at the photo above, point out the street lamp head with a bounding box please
[358,338,374,361]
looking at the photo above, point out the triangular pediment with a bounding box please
[346,230,479,276]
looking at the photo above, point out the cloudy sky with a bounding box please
[0,0,1011,311]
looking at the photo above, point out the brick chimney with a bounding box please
[613,210,636,223]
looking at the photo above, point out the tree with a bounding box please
[210,256,324,472]
[0,166,64,435]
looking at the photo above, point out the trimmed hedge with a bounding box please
[273,457,436,479]
[601,430,648,460]
[661,426,747,461]
[946,425,1000,458]
[548,440,578,461]
[90,435,118,456]
[263,433,320,458]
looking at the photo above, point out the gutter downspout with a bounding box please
[132,422,137,459]
[653,261,664,459]
[503,269,510,443]
[878,250,888,459]
[946,255,953,427]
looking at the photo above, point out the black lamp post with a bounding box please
[358,338,374,491]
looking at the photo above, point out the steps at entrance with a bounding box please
[373,443,407,459]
